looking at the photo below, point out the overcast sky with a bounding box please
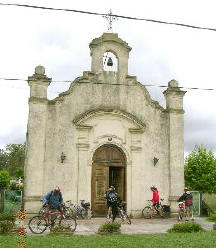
[0,0,215,156]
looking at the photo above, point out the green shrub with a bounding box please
[0,213,15,223]
[98,222,121,234]
[207,213,216,222]
[168,222,204,233]
[0,220,14,233]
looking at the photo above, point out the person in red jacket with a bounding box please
[150,186,163,217]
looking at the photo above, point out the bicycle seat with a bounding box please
[81,202,90,207]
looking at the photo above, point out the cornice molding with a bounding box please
[165,108,185,114]
[29,97,48,104]
[24,196,42,202]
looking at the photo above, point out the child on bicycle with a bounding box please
[178,187,193,221]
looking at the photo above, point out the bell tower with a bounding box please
[89,33,132,80]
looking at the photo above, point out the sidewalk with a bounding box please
[25,217,213,235]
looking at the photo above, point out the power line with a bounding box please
[0,2,216,32]
[0,77,215,91]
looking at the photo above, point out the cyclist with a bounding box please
[150,185,163,217]
[104,187,112,219]
[42,186,64,226]
[178,187,193,221]
[105,186,119,222]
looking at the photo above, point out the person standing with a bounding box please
[105,186,119,222]
[178,187,193,221]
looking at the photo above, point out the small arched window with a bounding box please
[103,52,118,71]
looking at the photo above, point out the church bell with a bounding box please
[107,57,113,67]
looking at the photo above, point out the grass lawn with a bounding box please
[1,232,216,248]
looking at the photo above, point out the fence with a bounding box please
[191,191,200,216]
[1,190,22,213]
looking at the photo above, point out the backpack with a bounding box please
[107,192,118,203]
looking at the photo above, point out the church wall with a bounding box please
[41,78,170,215]
[25,34,185,215]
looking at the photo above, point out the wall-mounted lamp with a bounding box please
[61,152,66,163]
[153,157,159,166]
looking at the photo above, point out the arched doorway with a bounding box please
[91,144,126,216]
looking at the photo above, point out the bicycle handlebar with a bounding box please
[147,199,164,202]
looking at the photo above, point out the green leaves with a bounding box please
[0,143,25,178]
[168,222,204,233]
[0,170,10,190]
[185,145,216,193]
[98,222,121,234]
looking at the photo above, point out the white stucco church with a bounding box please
[24,32,186,216]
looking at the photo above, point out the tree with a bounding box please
[14,167,24,179]
[185,145,216,193]
[0,149,8,169]
[0,170,10,212]
[0,170,10,190]
[0,144,25,178]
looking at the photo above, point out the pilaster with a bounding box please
[163,80,186,211]
[75,126,92,203]
[24,66,52,213]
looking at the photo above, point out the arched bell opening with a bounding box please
[103,52,118,72]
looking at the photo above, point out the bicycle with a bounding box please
[28,205,77,234]
[118,201,131,224]
[142,199,168,219]
[66,200,92,219]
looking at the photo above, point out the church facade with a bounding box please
[24,33,186,216]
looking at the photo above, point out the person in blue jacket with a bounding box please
[43,186,64,226]
[43,186,63,209]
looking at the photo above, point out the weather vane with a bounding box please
[103,9,118,32]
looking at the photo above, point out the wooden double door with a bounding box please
[91,145,126,216]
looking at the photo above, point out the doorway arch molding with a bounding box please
[87,140,132,167]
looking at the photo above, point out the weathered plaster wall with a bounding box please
[41,74,170,216]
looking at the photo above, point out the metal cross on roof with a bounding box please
[103,9,118,32]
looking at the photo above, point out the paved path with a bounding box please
[25,217,213,235]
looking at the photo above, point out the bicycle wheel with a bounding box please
[59,216,77,232]
[28,216,47,234]
[80,208,92,219]
[142,206,152,219]
[119,209,131,224]
[161,206,169,218]
[178,210,183,221]
[86,209,92,219]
